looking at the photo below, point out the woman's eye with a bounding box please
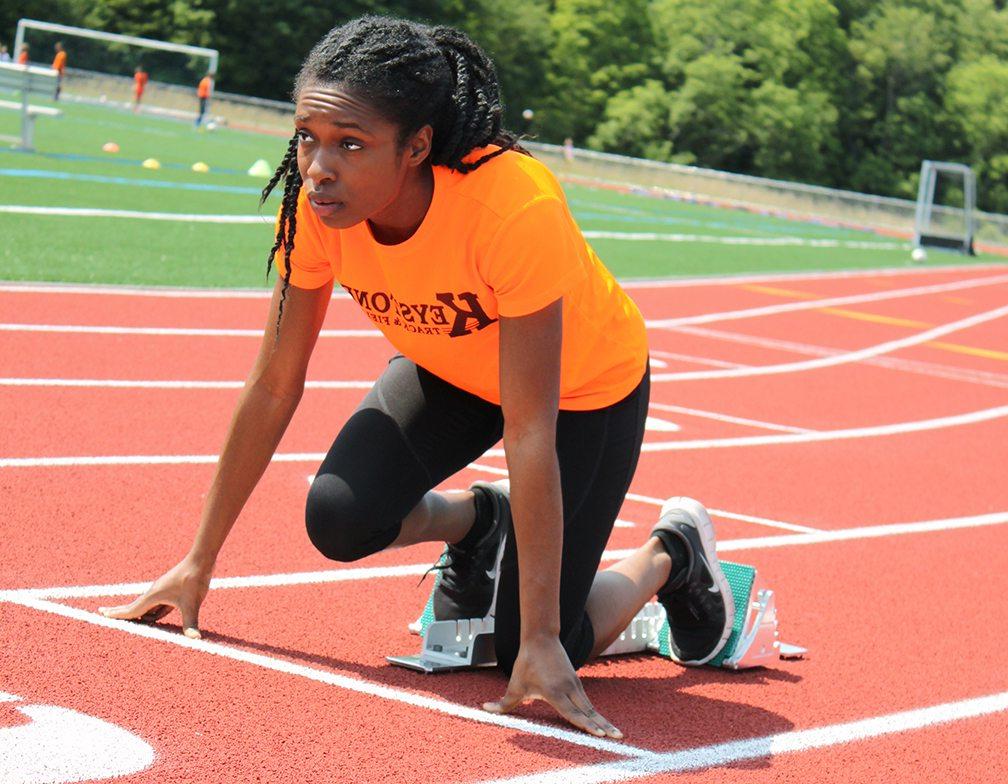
[343,140,363,151]
[295,129,312,143]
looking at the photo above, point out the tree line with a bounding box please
[6,0,1007,211]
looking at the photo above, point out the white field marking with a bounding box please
[621,493,822,534]
[600,510,1008,562]
[647,348,747,370]
[647,356,668,368]
[4,401,1005,469]
[614,519,635,529]
[0,323,381,338]
[0,205,271,223]
[670,324,1008,390]
[5,595,651,759]
[4,271,1005,343]
[650,302,1008,381]
[647,402,813,434]
[640,402,1008,452]
[643,271,1008,329]
[583,230,906,250]
[476,690,1008,784]
[7,378,375,391]
[0,377,376,390]
[10,511,1004,602]
[644,416,680,432]
[0,700,155,783]
[0,263,1003,299]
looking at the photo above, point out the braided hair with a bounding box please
[260,15,527,330]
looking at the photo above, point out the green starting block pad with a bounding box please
[387,560,805,673]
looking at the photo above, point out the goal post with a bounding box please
[14,19,218,75]
[12,18,219,122]
[913,160,977,255]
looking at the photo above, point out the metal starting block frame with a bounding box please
[388,560,805,673]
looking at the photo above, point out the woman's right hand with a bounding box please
[98,556,213,639]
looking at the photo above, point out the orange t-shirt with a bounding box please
[52,51,66,73]
[197,76,212,98]
[134,71,148,91]
[18,50,29,65]
[278,149,648,410]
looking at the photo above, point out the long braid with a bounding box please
[260,133,301,333]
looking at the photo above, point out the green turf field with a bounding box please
[0,96,988,287]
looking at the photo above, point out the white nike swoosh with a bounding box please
[695,550,721,593]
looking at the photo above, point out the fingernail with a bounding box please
[612,729,624,739]
[183,628,201,639]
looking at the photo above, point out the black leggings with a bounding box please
[305,355,650,673]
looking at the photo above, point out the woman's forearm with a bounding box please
[187,380,303,567]
[504,426,564,641]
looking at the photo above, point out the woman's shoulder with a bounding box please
[444,147,566,220]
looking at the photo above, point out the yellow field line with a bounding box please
[738,284,1007,363]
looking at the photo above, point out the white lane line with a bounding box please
[2,264,1001,298]
[0,378,375,390]
[0,323,381,338]
[621,493,821,533]
[7,512,1003,601]
[640,402,1008,452]
[3,595,650,759]
[5,401,1005,468]
[0,206,271,223]
[4,273,1007,341]
[644,271,1008,329]
[650,302,1008,381]
[583,230,905,250]
[475,690,1008,784]
[669,324,1008,390]
[647,402,813,434]
[647,349,747,370]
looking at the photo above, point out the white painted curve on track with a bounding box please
[2,402,1006,467]
[644,271,1008,329]
[650,302,1008,381]
[638,403,1008,452]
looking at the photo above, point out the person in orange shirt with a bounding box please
[51,42,66,100]
[17,43,29,65]
[133,65,149,112]
[101,16,733,739]
[194,71,213,126]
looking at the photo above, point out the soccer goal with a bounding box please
[12,18,219,122]
[913,160,976,256]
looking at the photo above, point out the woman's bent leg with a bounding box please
[305,356,503,562]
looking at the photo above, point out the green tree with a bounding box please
[644,0,844,182]
[588,80,675,161]
[538,0,655,143]
[947,56,1008,210]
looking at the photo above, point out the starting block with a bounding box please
[388,559,805,673]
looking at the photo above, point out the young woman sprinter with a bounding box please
[100,15,734,739]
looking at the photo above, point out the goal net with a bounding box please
[913,160,976,255]
[12,18,219,122]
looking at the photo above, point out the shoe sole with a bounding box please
[655,496,735,666]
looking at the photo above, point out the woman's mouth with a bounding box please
[308,196,345,218]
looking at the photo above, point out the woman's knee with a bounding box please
[305,473,395,562]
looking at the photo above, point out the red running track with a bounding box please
[2,264,1007,783]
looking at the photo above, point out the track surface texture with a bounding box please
[2,264,1007,783]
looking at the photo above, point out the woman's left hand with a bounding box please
[483,635,622,738]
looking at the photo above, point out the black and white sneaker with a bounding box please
[431,480,510,621]
[651,497,734,666]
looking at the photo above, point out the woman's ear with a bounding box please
[406,125,433,167]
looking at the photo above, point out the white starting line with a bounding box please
[2,509,1006,778]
